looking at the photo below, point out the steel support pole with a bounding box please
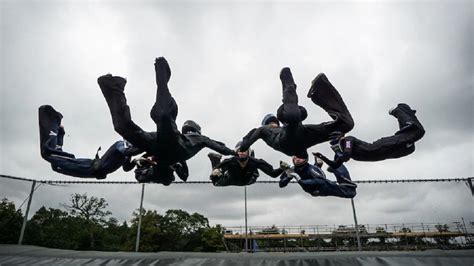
[467,178,473,196]
[135,183,145,252]
[18,180,36,245]
[351,198,362,251]
[244,185,248,252]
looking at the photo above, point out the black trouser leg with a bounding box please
[98,74,154,151]
[209,156,221,169]
[352,135,416,161]
[390,103,425,141]
[150,58,179,140]
[95,141,128,176]
[38,105,63,153]
[308,73,354,133]
[277,67,308,124]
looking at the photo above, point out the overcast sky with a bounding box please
[1,1,473,230]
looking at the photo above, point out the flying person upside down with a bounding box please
[38,105,142,179]
[208,142,290,186]
[315,103,425,169]
[98,57,235,183]
[279,153,357,198]
[130,154,188,185]
[239,69,354,159]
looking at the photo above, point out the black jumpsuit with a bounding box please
[240,71,354,158]
[39,105,141,179]
[318,103,425,168]
[210,156,284,186]
[98,58,235,183]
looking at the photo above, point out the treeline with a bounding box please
[0,194,225,252]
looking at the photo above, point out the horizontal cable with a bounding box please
[1,174,472,185]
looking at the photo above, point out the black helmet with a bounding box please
[182,120,201,135]
[235,141,252,161]
[261,114,280,126]
[235,141,243,150]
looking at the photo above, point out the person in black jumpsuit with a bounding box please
[279,154,357,198]
[39,105,141,179]
[207,144,290,186]
[131,154,188,185]
[315,103,425,169]
[97,57,235,183]
[239,69,354,158]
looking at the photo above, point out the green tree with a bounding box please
[129,208,217,252]
[62,193,112,249]
[0,198,23,244]
[100,218,131,251]
[24,206,88,249]
[62,193,111,223]
[160,209,210,251]
[128,209,165,252]
[201,224,225,252]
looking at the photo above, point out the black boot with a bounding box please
[280,67,296,93]
[389,103,425,140]
[97,74,127,92]
[277,67,308,124]
[308,73,354,133]
[208,152,222,168]
[155,57,171,85]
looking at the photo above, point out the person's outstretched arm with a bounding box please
[314,152,341,169]
[279,172,294,188]
[239,127,263,152]
[255,158,289,178]
[315,143,351,169]
[202,136,236,156]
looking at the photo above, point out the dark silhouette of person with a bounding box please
[131,154,188,185]
[279,154,356,198]
[207,142,290,186]
[39,105,141,179]
[315,103,425,168]
[97,57,235,184]
[239,69,354,159]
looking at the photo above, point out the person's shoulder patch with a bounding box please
[345,141,351,148]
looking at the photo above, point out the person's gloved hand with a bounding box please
[211,168,223,177]
[279,161,290,170]
[313,152,324,159]
[289,172,301,182]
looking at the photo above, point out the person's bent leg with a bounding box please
[353,135,416,161]
[38,105,76,159]
[39,105,63,156]
[277,67,308,124]
[48,156,97,178]
[319,179,356,198]
[307,73,354,133]
[208,153,222,169]
[389,103,425,142]
[98,74,153,151]
[94,141,129,177]
[333,165,357,188]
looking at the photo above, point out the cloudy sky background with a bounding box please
[1,1,473,229]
